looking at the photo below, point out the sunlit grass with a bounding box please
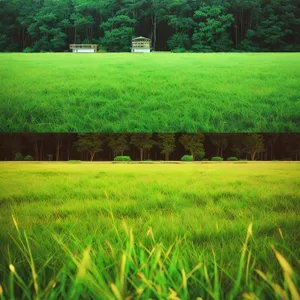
[0,162,299,298]
[1,53,299,132]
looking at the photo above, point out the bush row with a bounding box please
[113,156,239,161]
[14,152,33,161]
[15,153,239,162]
[67,156,239,162]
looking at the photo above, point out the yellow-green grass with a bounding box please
[1,53,300,132]
[0,162,299,298]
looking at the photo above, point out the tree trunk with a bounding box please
[90,151,95,161]
[40,140,43,161]
[191,150,194,161]
[56,145,60,161]
[153,13,157,50]
[165,152,169,161]
[140,149,143,161]
[235,24,238,48]
[271,144,273,160]
[67,138,70,161]
[251,152,256,161]
[34,141,39,161]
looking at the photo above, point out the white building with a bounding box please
[69,44,98,53]
[131,37,151,53]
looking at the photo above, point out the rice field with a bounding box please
[0,162,299,298]
[1,53,300,132]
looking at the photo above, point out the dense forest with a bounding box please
[0,0,299,52]
[1,133,300,161]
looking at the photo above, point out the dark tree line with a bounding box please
[1,133,300,161]
[0,0,299,52]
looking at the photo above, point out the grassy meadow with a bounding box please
[1,52,300,132]
[0,162,299,299]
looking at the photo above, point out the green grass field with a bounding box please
[0,162,299,298]
[1,53,300,132]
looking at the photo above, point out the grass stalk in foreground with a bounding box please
[0,217,299,299]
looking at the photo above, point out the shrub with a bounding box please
[114,156,131,161]
[202,158,209,161]
[24,155,34,161]
[14,152,24,161]
[195,151,205,161]
[98,48,107,53]
[68,160,82,164]
[211,156,223,161]
[181,155,193,161]
[23,47,32,53]
[171,48,188,53]
[227,157,238,161]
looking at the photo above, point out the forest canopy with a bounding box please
[0,0,299,52]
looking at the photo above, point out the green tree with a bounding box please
[166,0,195,51]
[242,134,264,161]
[0,0,300,52]
[130,133,155,161]
[52,133,67,161]
[209,134,228,157]
[27,0,69,52]
[157,133,175,161]
[264,133,279,160]
[101,15,136,51]
[179,133,205,161]
[146,0,167,50]
[74,133,103,161]
[107,133,130,158]
[239,0,300,51]
[231,134,244,159]
[192,4,234,52]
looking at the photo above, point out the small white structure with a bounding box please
[131,37,151,53]
[69,44,98,53]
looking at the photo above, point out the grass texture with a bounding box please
[1,53,300,132]
[0,162,299,298]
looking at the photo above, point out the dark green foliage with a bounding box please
[14,152,23,161]
[101,15,136,52]
[195,152,205,161]
[211,156,223,161]
[23,47,32,53]
[181,155,193,161]
[209,134,228,158]
[179,133,205,161]
[0,0,299,52]
[74,134,104,161]
[114,156,131,161]
[242,134,265,161]
[192,5,234,52]
[130,134,155,161]
[157,133,175,161]
[107,134,130,158]
[227,157,238,161]
[24,155,33,161]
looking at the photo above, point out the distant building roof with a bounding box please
[132,36,151,41]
